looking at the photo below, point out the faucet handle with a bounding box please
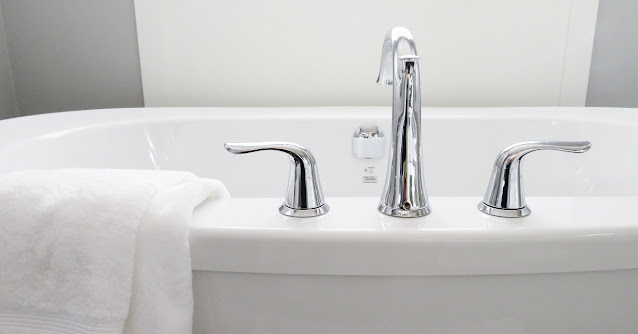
[224,141,329,218]
[478,140,591,218]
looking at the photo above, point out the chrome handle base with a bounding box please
[279,205,330,218]
[477,203,532,218]
[224,141,329,218]
[478,140,591,218]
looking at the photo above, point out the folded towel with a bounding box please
[0,169,229,334]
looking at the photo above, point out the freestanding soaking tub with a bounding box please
[0,107,637,333]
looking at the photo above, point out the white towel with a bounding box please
[0,169,229,334]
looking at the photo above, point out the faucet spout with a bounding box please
[377,27,431,218]
[377,27,419,86]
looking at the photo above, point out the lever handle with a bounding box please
[224,141,329,217]
[478,140,591,218]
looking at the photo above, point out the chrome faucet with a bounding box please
[224,141,329,218]
[478,141,591,218]
[377,27,431,218]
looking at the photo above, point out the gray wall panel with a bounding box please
[587,0,638,107]
[0,0,143,116]
[0,3,18,119]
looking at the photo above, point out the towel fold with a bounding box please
[0,169,230,334]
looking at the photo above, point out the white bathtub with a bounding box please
[1,107,637,333]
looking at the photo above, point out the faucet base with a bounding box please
[279,204,330,218]
[477,202,531,218]
[378,203,431,218]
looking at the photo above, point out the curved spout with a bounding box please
[377,27,419,86]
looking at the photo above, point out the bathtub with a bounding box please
[1,107,637,333]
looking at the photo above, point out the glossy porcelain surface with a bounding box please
[0,107,637,333]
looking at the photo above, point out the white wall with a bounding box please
[0,3,18,119]
[2,1,636,113]
[135,0,599,108]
